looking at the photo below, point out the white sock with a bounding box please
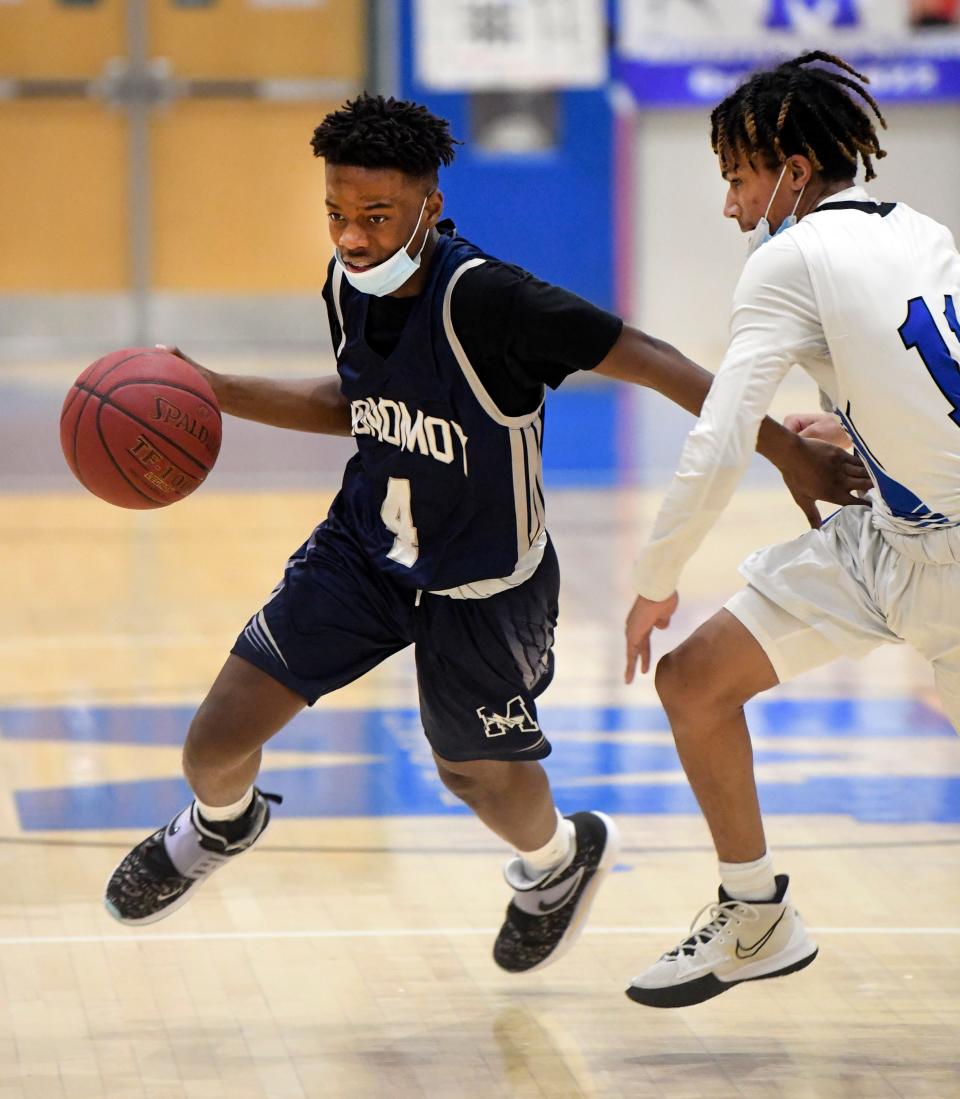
[719,852,777,902]
[195,787,254,823]
[519,811,575,879]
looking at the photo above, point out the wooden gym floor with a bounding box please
[1,358,958,1099]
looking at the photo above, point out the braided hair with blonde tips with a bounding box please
[710,52,888,182]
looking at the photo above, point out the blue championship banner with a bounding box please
[615,0,960,106]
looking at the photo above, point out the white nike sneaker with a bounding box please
[627,874,818,1008]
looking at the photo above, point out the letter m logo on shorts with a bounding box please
[476,696,541,739]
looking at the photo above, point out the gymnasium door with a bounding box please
[0,0,365,352]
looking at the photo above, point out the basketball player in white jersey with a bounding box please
[623,52,960,1008]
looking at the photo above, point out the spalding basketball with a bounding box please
[59,347,222,509]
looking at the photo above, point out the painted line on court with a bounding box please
[1,835,959,854]
[0,926,957,947]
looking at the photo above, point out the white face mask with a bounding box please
[746,163,806,257]
[335,193,432,297]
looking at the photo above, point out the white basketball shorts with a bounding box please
[724,505,960,731]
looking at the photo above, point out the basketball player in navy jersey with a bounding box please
[105,94,867,975]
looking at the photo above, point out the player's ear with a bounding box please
[426,188,444,227]
[788,155,814,189]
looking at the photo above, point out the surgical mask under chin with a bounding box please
[336,194,431,296]
[746,164,805,257]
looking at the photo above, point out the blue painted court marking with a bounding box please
[2,698,958,830]
[2,697,949,745]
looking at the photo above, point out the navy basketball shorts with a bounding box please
[231,516,559,762]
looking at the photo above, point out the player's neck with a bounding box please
[801,178,857,219]
[388,228,440,299]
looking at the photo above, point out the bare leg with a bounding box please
[654,609,779,863]
[433,753,557,851]
[627,611,824,1007]
[104,654,308,926]
[183,654,307,807]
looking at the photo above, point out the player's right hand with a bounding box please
[625,591,679,683]
[780,434,872,530]
[155,344,218,393]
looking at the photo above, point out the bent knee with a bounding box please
[654,644,693,712]
[655,636,747,715]
[435,761,473,799]
[434,756,513,803]
[183,708,246,774]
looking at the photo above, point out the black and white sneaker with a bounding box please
[626,874,818,1008]
[104,790,280,926]
[493,811,620,974]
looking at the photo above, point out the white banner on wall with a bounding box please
[415,0,608,90]
[619,0,911,53]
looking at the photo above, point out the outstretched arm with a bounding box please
[594,325,713,417]
[593,326,867,525]
[159,345,352,437]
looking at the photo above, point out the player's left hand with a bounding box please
[780,434,872,530]
[625,591,679,683]
[783,411,852,449]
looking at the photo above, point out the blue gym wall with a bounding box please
[395,0,616,311]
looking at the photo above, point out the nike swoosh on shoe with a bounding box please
[537,867,585,914]
[735,908,786,959]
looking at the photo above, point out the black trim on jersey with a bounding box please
[815,201,897,217]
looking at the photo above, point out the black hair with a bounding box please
[310,93,460,180]
[711,51,887,182]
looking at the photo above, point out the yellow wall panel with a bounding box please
[150,0,364,80]
[151,100,335,291]
[0,0,125,78]
[0,102,128,291]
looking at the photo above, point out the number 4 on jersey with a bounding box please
[899,295,960,427]
[381,477,419,566]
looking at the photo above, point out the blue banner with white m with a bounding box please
[615,0,960,106]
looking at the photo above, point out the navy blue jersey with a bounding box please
[326,230,546,592]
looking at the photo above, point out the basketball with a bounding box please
[59,347,222,509]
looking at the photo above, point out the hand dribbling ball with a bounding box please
[59,347,222,509]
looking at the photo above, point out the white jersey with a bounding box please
[633,185,960,600]
[797,191,960,534]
